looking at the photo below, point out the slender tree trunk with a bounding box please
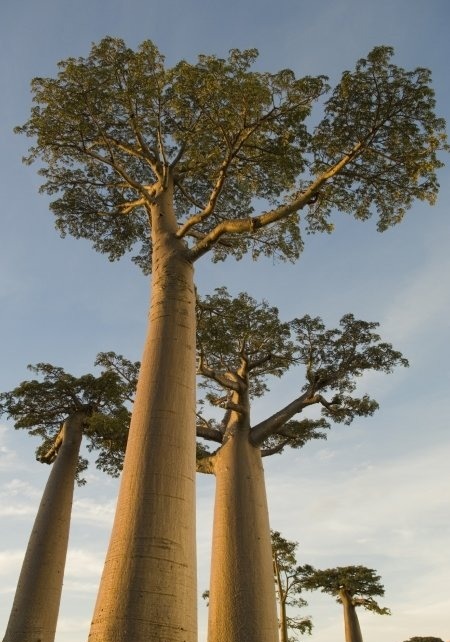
[89,184,197,642]
[279,600,289,642]
[207,418,278,642]
[3,413,84,642]
[273,557,288,642]
[340,589,364,642]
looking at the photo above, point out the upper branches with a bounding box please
[0,353,138,481]
[195,288,408,454]
[299,565,391,615]
[18,41,446,272]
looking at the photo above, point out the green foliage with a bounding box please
[299,564,390,615]
[308,46,448,233]
[0,353,139,480]
[292,313,409,424]
[271,531,312,639]
[261,418,329,456]
[16,39,447,271]
[195,288,407,453]
[197,287,295,399]
[403,637,445,642]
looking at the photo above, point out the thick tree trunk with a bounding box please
[89,185,197,642]
[207,420,278,642]
[340,589,364,642]
[3,413,84,642]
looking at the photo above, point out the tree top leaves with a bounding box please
[0,353,139,479]
[16,40,448,272]
[195,288,408,451]
[299,564,390,614]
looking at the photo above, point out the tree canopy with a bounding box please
[0,352,139,480]
[16,39,448,272]
[299,565,391,615]
[195,287,408,460]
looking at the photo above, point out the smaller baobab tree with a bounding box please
[0,353,138,642]
[299,565,391,642]
[195,287,407,642]
[271,530,312,642]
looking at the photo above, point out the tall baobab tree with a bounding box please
[195,288,406,642]
[17,39,446,641]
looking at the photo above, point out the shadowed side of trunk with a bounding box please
[207,422,278,642]
[3,413,84,642]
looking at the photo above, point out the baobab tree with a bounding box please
[195,288,407,642]
[299,565,390,642]
[271,530,312,642]
[0,354,137,642]
[16,39,447,641]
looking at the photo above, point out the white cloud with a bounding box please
[381,248,450,347]
[65,548,104,579]
[0,426,25,472]
[72,497,116,526]
[0,550,24,578]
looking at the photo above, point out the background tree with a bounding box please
[17,39,446,642]
[0,354,137,642]
[271,530,312,642]
[299,565,390,642]
[195,288,406,642]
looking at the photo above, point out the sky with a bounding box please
[0,1,449,641]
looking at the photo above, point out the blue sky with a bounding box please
[1,1,449,641]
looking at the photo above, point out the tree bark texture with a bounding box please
[3,413,84,642]
[89,189,197,642]
[207,422,279,642]
[340,589,364,642]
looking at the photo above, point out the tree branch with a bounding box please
[196,424,224,444]
[188,139,365,261]
[250,390,319,446]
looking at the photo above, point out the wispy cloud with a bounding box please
[0,426,26,472]
[72,497,116,526]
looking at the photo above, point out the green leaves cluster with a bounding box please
[293,313,409,424]
[196,287,408,453]
[299,564,390,615]
[403,637,445,642]
[197,287,295,399]
[0,353,139,480]
[16,40,448,271]
[309,47,448,232]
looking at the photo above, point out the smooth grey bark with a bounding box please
[206,401,279,642]
[340,589,364,642]
[3,413,85,642]
[88,184,197,642]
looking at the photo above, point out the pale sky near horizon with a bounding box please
[1,1,450,641]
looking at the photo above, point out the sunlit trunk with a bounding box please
[3,413,84,642]
[340,589,364,642]
[207,414,278,642]
[89,183,197,642]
